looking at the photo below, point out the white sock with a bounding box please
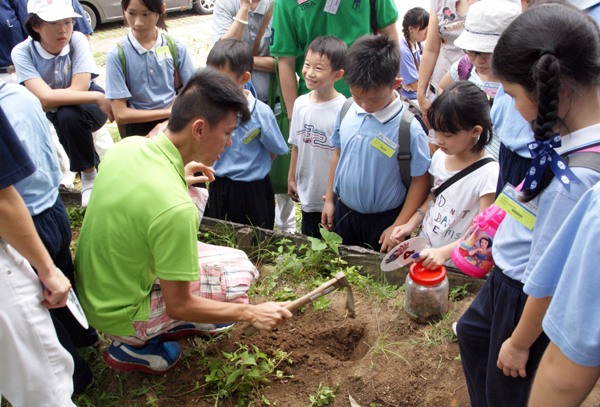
[81,169,97,207]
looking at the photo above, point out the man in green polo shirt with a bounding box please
[270,0,400,116]
[74,68,293,374]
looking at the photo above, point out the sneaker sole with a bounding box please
[161,326,230,341]
[103,351,180,374]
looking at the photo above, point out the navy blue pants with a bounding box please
[46,83,106,172]
[32,197,96,393]
[457,267,549,407]
[206,175,275,230]
[124,118,165,137]
[333,196,402,252]
[301,211,322,238]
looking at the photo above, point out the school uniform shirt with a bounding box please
[213,90,288,182]
[0,81,61,216]
[0,0,28,69]
[493,123,600,283]
[399,38,420,100]
[0,106,35,189]
[105,29,195,111]
[490,85,533,158]
[418,149,498,250]
[288,92,346,212]
[331,91,431,214]
[11,31,98,89]
[523,182,600,367]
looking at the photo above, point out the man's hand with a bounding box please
[497,337,530,378]
[184,161,215,187]
[321,201,335,231]
[288,180,299,202]
[250,302,293,330]
[39,267,71,309]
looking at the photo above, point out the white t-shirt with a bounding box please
[288,92,346,212]
[419,150,499,250]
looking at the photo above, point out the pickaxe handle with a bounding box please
[243,271,347,336]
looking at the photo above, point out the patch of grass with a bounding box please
[449,283,470,302]
[420,311,457,347]
[67,206,86,228]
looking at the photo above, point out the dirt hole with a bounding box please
[316,324,366,361]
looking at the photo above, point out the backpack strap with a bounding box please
[339,98,354,123]
[432,157,495,198]
[457,54,474,81]
[397,102,414,190]
[116,40,127,78]
[562,151,600,173]
[164,34,183,92]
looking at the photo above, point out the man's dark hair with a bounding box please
[343,35,400,91]
[167,68,250,132]
[25,14,45,42]
[206,38,253,77]
[305,36,348,72]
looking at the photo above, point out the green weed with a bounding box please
[312,296,331,311]
[449,283,470,302]
[307,383,337,406]
[67,206,86,228]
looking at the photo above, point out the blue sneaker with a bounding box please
[162,322,235,341]
[103,336,181,374]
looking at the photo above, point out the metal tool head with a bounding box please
[334,272,356,318]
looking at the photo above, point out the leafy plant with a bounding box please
[198,220,239,248]
[67,206,86,228]
[449,283,470,302]
[273,287,298,302]
[204,344,292,406]
[312,296,331,311]
[307,383,337,406]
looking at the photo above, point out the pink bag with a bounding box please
[451,204,506,278]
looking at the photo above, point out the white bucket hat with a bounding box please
[454,0,521,53]
[28,0,82,22]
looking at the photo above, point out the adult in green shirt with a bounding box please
[74,68,292,374]
[270,0,400,117]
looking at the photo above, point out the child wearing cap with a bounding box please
[11,0,114,207]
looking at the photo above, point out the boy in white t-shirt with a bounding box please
[287,36,347,237]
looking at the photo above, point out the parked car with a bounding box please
[80,0,214,31]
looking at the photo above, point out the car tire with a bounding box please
[193,0,214,15]
[81,3,97,31]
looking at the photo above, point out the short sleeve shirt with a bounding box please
[400,38,421,100]
[12,31,98,88]
[270,0,398,98]
[0,105,35,189]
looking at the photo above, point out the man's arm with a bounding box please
[278,57,298,120]
[416,10,441,124]
[379,23,399,44]
[159,279,292,330]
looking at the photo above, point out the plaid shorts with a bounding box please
[106,242,258,346]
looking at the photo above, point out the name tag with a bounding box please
[155,46,169,56]
[323,0,341,14]
[371,133,396,158]
[483,81,501,99]
[494,183,538,230]
[241,127,260,144]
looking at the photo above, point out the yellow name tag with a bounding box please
[494,184,537,230]
[371,137,395,158]
[155,46,169,56]
[242,127,260,145]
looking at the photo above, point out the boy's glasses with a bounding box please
[41,20,74,28]
[464,49,492,59]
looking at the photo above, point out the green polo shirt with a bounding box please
[269,0,398,98]
[74,133,199,336]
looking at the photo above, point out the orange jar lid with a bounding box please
[409,261,447,286]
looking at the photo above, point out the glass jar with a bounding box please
[405,261,449,323]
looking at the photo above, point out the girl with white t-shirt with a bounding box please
[391,81,498,270]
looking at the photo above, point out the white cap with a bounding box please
[28,0,82,22]
[454,0,521,53]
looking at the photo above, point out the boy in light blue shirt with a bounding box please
[205,39,288,229]
[322,35,431,253]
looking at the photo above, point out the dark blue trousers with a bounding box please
[301,211,322,238]
[32,197,96,393]
[333,195,402,252]
[456,267,550,407]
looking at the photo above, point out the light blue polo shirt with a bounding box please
[490,85,534,158]
[213,90,288,182]
[523,183,600,366]
[0,80,61,215]
[105,30,195,111]
[493,123,600,282]
[400,38,420,100]
[331,91,431,214]
[11,31,98,88]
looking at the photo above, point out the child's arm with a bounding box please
[497,296,552,378]
[379,172,430,253]
[391,193,433,244]
[529,342,600,407]
[23,75,112,120]
[321,147,341,231]
[110,98,173,125]
[419,192,495,269]
[288,145,299,202]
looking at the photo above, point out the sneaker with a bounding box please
[103,336,181,374]
[452,322,458,337]
[161,322,235,341]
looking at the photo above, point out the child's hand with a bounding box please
[391,224,412,244]
[321,202,335,231]
[497,337,530,378]
[97,95,114,122]
[288,181,299,202]
[417,248,448,270]
[379,225,397,253]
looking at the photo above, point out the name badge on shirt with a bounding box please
[241,127,261,144]
[370,132,397,158]
[494,183,538,230]
[323,0,341,14]
[155,46,170,56]
[482,81,501,99]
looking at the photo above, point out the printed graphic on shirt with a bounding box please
[297,124,334,150]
